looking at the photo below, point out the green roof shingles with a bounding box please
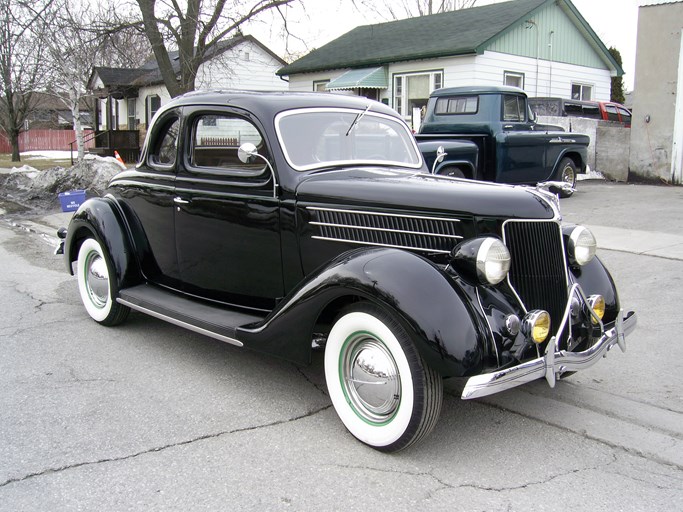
[279,0,547,75]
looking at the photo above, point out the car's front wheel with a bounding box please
[76,237,130,326]
[324,303,443,452]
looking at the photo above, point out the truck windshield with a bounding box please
[275,108,422,171]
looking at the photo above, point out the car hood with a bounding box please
[295,168,556,220]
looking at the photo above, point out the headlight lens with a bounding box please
[587,295,605,324]
[476,238,511,285]
[522,310,551,343]
[568,226,596,265]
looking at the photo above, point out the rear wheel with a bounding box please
[76,238,130,326]
[554,157,577,197]
[324,303,443,452]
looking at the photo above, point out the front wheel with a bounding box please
[76,238,130,326]
[554,157,577,198]
[324,303,443,452]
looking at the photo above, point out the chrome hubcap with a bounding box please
[341,334,400,423]
[562,164,575,184]
[85,253,109,308]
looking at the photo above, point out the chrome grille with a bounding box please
[503,220,568,333]
[308,207,463,254]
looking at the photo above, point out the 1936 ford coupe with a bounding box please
[61,91,636,452]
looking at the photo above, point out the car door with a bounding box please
[498,94,549,183]
[111,109,181,289]
[173,108,284,310]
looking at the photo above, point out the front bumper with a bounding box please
[461,309,637,400]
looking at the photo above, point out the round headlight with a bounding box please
[476,238,511,285]
[587,294,605,324]
[522,310,551,343]
[568,226,596,265]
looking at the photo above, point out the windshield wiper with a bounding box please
[346,104,372,136]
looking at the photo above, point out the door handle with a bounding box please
[173,197,189,205]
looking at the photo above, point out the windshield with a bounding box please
[275,108,423,171]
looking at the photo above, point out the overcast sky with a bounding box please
[249,0,679,92]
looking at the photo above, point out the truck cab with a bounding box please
[417,86,589,196]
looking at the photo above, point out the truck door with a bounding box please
[497,94,549,184]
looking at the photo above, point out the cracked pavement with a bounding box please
[1,182,682,511]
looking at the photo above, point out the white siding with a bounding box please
[196,40,287,91]
[284,50,612,112]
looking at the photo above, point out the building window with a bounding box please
[571,83,593,101]
[393,70,444,124]
[147,95,161,125]
[504,71,525,89]
[127,98,136,130]
[313,80,330,92]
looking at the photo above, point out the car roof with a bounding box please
[158,90,402,120]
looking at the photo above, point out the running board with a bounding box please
[117,284,265,347]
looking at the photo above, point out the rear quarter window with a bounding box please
[434,96,479,115]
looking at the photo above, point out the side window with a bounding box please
[618,107,632,124]
[605,104,620,122]
[502,95,525,122]
[190,113,268,174]
[149,118,179,168]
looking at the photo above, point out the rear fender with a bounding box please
[64,197,141,290]
[238,247,489,376]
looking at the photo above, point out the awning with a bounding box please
[326,67,387,90]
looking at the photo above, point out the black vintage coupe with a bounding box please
[61,91,636,452]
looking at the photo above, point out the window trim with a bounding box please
[391,69,444,118]
[147,113,180,172]
[184,109,273,179]
[504,71,525,90]
[571,82,594,101]
[313,80,330,92]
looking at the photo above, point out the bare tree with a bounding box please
[351,0,477,21]
[42,3,150,161]
[0,0,55,162]
[134,0,296,98]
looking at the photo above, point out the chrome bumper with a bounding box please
[461,309,637,400]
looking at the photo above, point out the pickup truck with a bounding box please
[59,91,635,452]
[416,86,590,197]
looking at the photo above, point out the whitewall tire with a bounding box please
[324,304,443,452]
[76,238,129,326]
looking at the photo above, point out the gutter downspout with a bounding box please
[671,28,683,184]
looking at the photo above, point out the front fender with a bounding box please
[64,196,141,290]
[238,247,489,377]
[569,255,620,324]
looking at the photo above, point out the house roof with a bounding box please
[278,0,623,76]
[89,34,286,92]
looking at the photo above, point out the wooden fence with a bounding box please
[0,129,95,153]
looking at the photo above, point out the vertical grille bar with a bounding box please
[504,221,568,336]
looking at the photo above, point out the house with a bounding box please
[629,1,683,185]
[278,0,623,128]
[24,92,91,130]
[87,35,287,160]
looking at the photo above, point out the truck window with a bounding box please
[618,107,632,124]
[434,96,478,114]
[502,95,525,122]
[604,104,620,122]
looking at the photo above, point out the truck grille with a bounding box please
[503,220,568,335]
[308,207,463,254]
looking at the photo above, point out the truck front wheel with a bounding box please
[324,303,443,452]
[555,157,577,197]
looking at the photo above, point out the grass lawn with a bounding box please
[0,152,74,170]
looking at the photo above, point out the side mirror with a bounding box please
[431,146,447,174]
[238,142,258,163]
[528,108,537,123]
